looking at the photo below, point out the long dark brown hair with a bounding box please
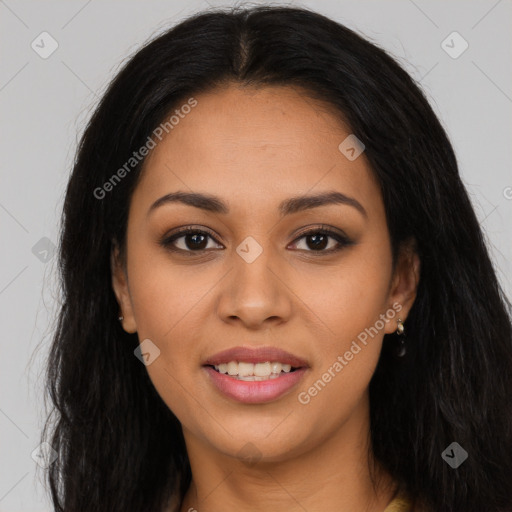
[42,5,512,511]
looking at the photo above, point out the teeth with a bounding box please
[254,362,271,377]
[227,361,238,376]
[213,361,296,378]
[238,362,254,377]
[237,374,281,381]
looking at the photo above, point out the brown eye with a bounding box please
[179,232,209,250]
[160,225,353,255]
[301,232,331,251]
[290,228,352,253]
[161,228,223,253]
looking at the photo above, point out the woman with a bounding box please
[41,5,512,512]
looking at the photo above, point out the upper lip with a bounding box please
[203,346,309,368]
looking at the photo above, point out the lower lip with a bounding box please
[203,366,308,404]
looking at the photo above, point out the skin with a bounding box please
[112,83,420,512]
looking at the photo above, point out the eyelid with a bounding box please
[166,224,219,241]
[288,225,352,253]
[291,224,349,242]
[160,225,223,254]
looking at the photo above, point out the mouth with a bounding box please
[205,361,302,381]
[202,346,309,403]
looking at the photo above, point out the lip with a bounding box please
[203,345,309,367]
[202,345,309,404]
[203,366,308,404]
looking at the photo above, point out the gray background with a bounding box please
[1,1,511,510]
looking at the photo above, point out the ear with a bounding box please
[111,242,137,333]
[384,237,421,334]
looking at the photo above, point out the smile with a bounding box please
[210,361,297,381]
[202,345,309,403]
[203,362,308,403]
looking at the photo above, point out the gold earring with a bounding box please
[395,318,407,357]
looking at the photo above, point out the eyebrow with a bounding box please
[147,190,367,219]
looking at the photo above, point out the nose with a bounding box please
[216,244,293,330]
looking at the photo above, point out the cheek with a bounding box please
[126,256,211,421]
[295,248,392,345]
[127,248,214,341]
[293,244,392,400]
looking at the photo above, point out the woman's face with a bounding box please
[112,83,418,464]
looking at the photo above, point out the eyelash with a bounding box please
[159,225,353,256]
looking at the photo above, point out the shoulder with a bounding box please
[383,488,415,512]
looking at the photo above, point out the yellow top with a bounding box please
[383,489,414,512]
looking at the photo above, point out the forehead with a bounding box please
[131,84,382,221]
